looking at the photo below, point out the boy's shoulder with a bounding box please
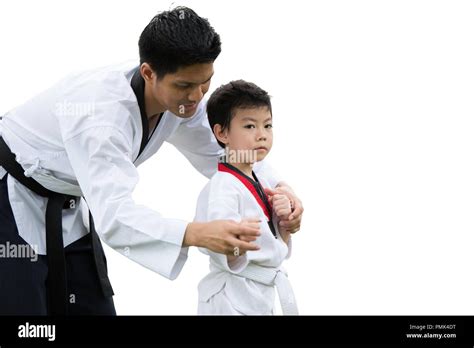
[207,169,272,191]
[208,170,243,187]
[201,170,245,196]
[195,171,244,210]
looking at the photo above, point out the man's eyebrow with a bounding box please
[176,72,214,85]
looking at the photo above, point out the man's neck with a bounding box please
[144,81,166,119]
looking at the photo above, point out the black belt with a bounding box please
[0,137,114,315]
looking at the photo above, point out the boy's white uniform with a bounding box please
[195,163,298,315]
[0,61,281,279]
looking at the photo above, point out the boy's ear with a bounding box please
[213,124,228,145]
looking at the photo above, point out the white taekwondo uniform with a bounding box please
[195,162,298,315]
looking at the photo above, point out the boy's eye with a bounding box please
[244,124,256,129]
[265,124,273,129]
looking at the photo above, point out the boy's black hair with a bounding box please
[207,80,272,148]
[139,6,221,78]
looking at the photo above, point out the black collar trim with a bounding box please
[130,68,163,161]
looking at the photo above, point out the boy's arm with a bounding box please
[203,186,257,273]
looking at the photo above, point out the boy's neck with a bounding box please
[227,161,253,178]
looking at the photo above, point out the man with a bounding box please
[0,6,303,315]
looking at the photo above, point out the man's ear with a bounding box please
[213,124,228,145]
[140,63,155,82]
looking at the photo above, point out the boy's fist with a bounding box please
[272,194,292,221]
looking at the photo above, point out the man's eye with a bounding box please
[177,84,190,89]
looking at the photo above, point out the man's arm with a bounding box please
[65,126,191,279]
[183,220,260,254]
[65,125,261,280]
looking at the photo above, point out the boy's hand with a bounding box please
[265,183,303,234]
[272,194,292,221]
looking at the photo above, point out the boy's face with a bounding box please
[147,62,214,118]
[219,106,273,163]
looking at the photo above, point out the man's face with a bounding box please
[150,63,214,118]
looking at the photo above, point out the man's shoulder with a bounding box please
[57,60,137,97]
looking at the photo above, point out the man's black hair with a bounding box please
[207,80,272,148]
[139,6,221,78]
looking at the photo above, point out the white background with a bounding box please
[1,0,473,315]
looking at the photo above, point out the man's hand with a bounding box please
[270,193,293,244]
[265,183,303,234]
[183,218,261,255]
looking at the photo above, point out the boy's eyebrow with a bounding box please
[176,72,214,85]
[241,116,273,123]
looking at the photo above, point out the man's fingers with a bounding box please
[280,224,300,233]
[238,218,261,237]
[240,220,261,230]
[279,216,301,231]
[235,239,260,252]
[279,223,300,234]
[288,202,303,221]
[238,235,258,242]
[238,223,261,237]
[241,218,261,224]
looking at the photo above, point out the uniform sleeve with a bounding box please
[64,126,189,280]
[199,181,249,273]
[166,102,222,179]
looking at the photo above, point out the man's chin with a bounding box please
[168,110,196,118]
[171,107,198,118]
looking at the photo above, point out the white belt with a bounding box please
[212,263,299,315]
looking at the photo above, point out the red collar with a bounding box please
[218,163,272,221]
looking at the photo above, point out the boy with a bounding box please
[195,80,298,315]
